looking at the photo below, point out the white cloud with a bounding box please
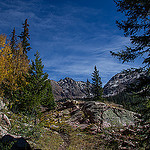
[43,41,139,85]
[0,0,142,85]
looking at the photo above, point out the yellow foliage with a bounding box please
[0,34,12,84]
[0,34,6,47]
[0,34,29,96]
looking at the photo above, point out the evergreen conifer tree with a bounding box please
[110,0,150,66]
[10,28,17,54]
[19,19,31,54]
[86,79,91,98]
[110,0,150,148]
[91,66,103,101]
[17,51,55,113]
[110,0,150,121]
[42,79,56,110]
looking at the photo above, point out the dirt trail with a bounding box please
[58,131,70,150]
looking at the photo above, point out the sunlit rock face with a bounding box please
[58,100,140,130]
[81,101,140,128]
[103,70,146,97]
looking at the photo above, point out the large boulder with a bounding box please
[66,101,140,130]
[81,101,140,128]
[0,134,32,150]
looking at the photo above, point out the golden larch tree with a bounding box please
[0,34,29,106]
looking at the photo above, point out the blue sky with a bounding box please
[0,0,143,85]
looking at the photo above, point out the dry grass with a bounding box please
[0,106,126,150]
[34,129,63,150]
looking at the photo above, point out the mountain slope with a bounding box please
[103,69,146,97]
[51,70,147,100]
[51,77,92,100]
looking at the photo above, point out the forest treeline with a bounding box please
[0,19,55,114]
[0,18,105,115]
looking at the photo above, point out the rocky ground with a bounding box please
[1,97,149,150]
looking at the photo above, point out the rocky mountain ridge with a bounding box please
[51,77,92,101]
[51,70,146,100]
[103,69,146,97]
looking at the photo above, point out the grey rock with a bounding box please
[78,124,88,130]
[70,110,85,123]
[59,100,141,129]
[0,112,11,126]
[103,69,146,97]
[0,97,6,110]
[58,100,77,110]
[81,101,140,128]
[0,126,8,137]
